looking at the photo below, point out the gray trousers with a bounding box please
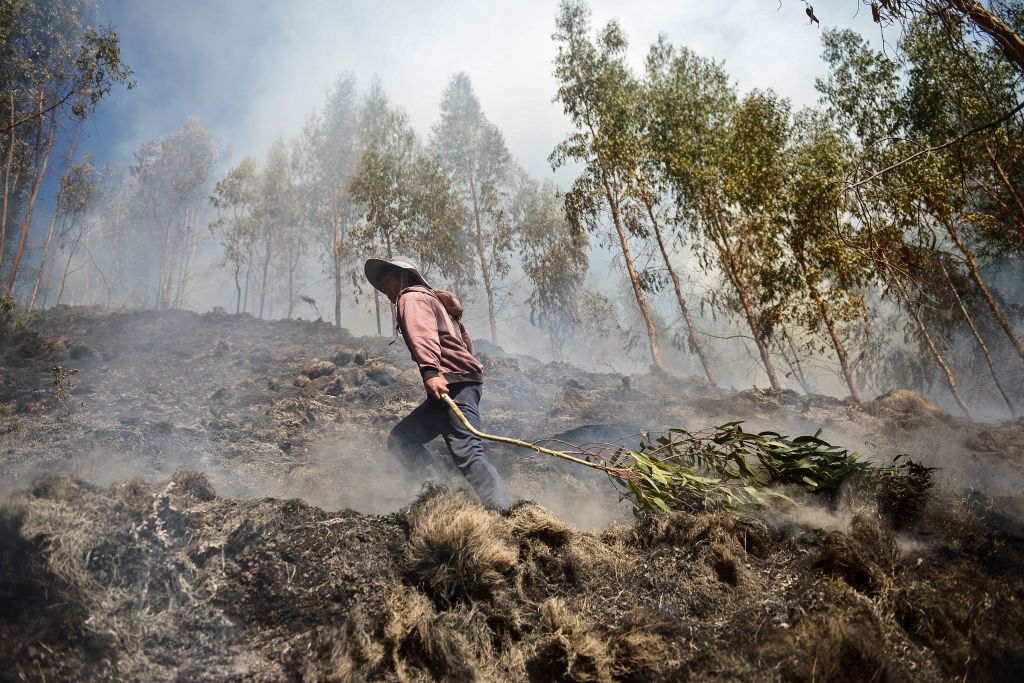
[387,382,513,510]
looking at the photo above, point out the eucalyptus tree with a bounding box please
[129,118,216,309]
[818,28,978,414]
[899,16,1024,364]
[551,0,664,370]
[251,140,295,319]
[782,111,874,402]
[512,175,589,359]
[430,73,513,344]
[210,157,259,314]
[51,155,99,306]
[0,0,131,298]
[646,42,787,390]
[350,81,468,332]
[298,75,360,328]
[632,43,715,384]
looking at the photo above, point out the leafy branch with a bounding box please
[442,394,934,515]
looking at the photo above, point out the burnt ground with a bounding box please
[1,305,1023,681]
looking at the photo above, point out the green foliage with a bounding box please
[599,422,932,515]
[512,175,589,352]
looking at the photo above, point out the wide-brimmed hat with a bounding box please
[364,257,429,293]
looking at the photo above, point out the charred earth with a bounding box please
[1,306,1023,681]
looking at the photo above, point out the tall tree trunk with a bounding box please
[796,251,861,402]
[909,302,972,418]
[258,228,272,319]
[940,258,1016,417]
[598,170,663,370]
[983,143,1024,244]
[162,219,181,308]
[781,329,813,394]
[243,250,253,314]
[944,221,1024,363]
[469,179,498,344]
[286,251,295,319]
[641,194,715,385]
[706,200,782,390]
[332,193,343,328]
[0,91,18,267]
[27,194,62,312]
[4,114,55,298]
[234,263,242,314]
[56,224,85,305]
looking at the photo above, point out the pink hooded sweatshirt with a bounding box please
[396,285,484,383]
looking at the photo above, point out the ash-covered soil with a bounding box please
[1,306,1024,681]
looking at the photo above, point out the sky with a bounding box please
[83,0,881,181]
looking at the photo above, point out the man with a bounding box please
[364,256,513,510]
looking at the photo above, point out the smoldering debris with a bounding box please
[2,306,1024,679]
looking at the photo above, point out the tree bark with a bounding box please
[598,171,663,370]
[795,250,861,402]
[940,258,1016,417]
[27,190,63,312]
[909,303,972,418]
[332,191,343,329]
[641,193,715,385]
[234,263,242,314]
[469,177,498,344]
[0,91,18,268]
[983,143,1024,244]
[4,115,55,298]
[258,226,272,319]
[706,197,782,390]
[944,221,1024,363]
[946,0,1024,76]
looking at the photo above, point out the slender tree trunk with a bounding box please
[258,226,272,319]
[940,258,1016,417]
[641,194,715,385]
[468,178,498,344]
[155,204,173,308]
[810,284,861,402]
[27,197,62,312]
[945,221,1024,363]
[286,252,295,319]
[4,115,55,297]
[706,200,782,390]
[0,92,18,267]
[332,194,343,328]
[781,329,813,394]
[267,267,275,320]
[234,264,242,314]
[984,143,1024,243]
[56,225,85,305]
[909,302,972,418]
[242,250,253,314]
[598,170,663,370]
[796,251,861,402]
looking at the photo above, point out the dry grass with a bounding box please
[528,598,613,683]
[2,474,1023,681]
[403,488,517,605]
[815,514,899,596]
